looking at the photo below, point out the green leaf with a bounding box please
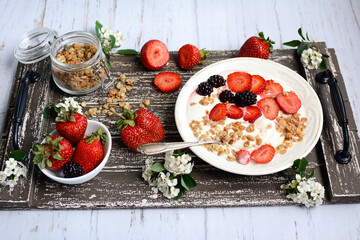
[297,44,308,55]
[292,159,300,170]
[41,160,46,169]
[306,32,310,41]
[52,153,62,161]
[33,155,43,164]
[298,158,308,173]
[8,150,26,161]
[283,40,302,47]
[54,106,60,113]
[43,106,50,118]
[319,59,327,70]
[107,59,111,70]
[46,159,52,167]
[151,162,165,172]
[180,176,190,191]
[182,174,197,188]
[322,53,330,58]
[95,21,103,31]
[307,168,315,178]
[109,35,116,49]
[174,188,183,200]
[298,27,305,40]
[117,49,139,55]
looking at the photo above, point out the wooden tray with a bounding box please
[1,42,359,209]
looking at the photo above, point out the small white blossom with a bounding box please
[0,172,6,183]
[3,168,13,177]
[56,97,82,115]
[164,151,194,176]
[301,48,323,70]
[6,179,17,188]
[295,174,302,182]
[5,158,16,170]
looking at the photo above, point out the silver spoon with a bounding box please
[137,140,220,155]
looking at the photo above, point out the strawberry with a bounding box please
[276,91,302,114]
[154,72,181,92]
[250,75,266,94]
[251,144,275,163]
[56,111,87,146]
[226,105,243,119]
[243,106,262,123]
[237,149,251,165]
[257,97,280,120]
[209,103,227,121]
[72,128,107,174]
[116,108,164,151]
[32,134,73,170]
[140,40,170,70]
[236,32,275,59]
[178,44,208,70]
[259,80,284,98]
[227,72,252,93]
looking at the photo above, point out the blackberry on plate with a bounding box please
[219,90,235,103]
[63,162,84,178]
[196,82,213,96]
[208,75,226,88]
[234,91,257,107]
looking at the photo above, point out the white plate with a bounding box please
[39,120,112,184]
[175,58,323,175]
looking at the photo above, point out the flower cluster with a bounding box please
[283,27,329,70]
[0,158,27,188]
[55,97,82,115]
[281,158,325,207]
[281,174,325,207]
[301,48,323,70]
[142,150,196,200]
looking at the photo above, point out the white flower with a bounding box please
[155,172,180,199]
[5,158,16,170]
[0,172,6,183]
[297,180,309,193]
[13,167,23,177]
[100,27,106,33]
[3,168,13,177]
[6,179,17,188]
[305,198,315,208]
[142,159,156,186]
[301,48,323,70]
[295,174,302,182]
[164,152,194,176]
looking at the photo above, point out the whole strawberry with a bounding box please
[33,134,73,170]
[72,128,108,174]
[236,32,275,59]
[178,44,208,70]
[116,108,164,152]
[55,99,87,146]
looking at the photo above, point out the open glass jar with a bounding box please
[14,28,112,95]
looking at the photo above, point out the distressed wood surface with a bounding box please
[2,47,356,209]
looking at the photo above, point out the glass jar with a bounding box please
[14,28,112,95]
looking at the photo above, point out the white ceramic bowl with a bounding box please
[38,120,112,184]
[175,58,323,175]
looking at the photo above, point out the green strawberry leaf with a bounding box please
[117,49,139,55]
[297,44,308,55]
[46,159,53,167]
[283,40,302,47]
[41,159,46,169]
[7,150,26,161]
[52,153,62,161]
[151,162,165,172]
[33,155,43,164]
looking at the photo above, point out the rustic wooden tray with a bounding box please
[1,42,359,209]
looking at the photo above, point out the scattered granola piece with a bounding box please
[119,102,125,107]
[103,104,109,109]
[81,101,87,107]
[139,103,145,108]
[119,74,126,82]
[125,85,132,91]
[107,111,114,116]
[116,82,123,90]
[126,78,135,85]
[106,98,113,103]
[108,88,118,97]
[88,107,98,116]
[144,99,150,106]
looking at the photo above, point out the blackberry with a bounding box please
[196,82,213,96]
[208,75,226,88]
[219,90,235,103]
[234,91,257,107]
[63,162,84,178]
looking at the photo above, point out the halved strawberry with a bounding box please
[209,103,227,121]
[251,144,275,163]
[257,97,279,120]
[140,40,170,70]
[227,72,252,93]
[237,149,250,165]
[276,91,302,114]
[226,105,243,119]
[154,72,181,92]
[259,80,283,98]
[243,106,262,123]
[178,44,208,70]
[250,75,266,94]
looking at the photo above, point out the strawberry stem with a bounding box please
[115,108,137,130]
[86,128,108,144]
[258,31,275,53]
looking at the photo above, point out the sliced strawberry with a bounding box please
[276,91,302,114]
[178,44,208,70]
[257,97,279,120]
[209,103,227,121]
[250,75,266,94]
[237,149,250,165]
[154,72,181,92]
[243,106,262,123]
[227,72,252,93]
[226,105,243,119]
[140,40,170,70]
[251,144,275,163]
[259,80,283,98]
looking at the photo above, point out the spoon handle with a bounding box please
[137,140,219,155]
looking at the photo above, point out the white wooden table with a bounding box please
[1,0,360,239]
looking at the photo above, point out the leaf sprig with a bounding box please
[284,28,329,70]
